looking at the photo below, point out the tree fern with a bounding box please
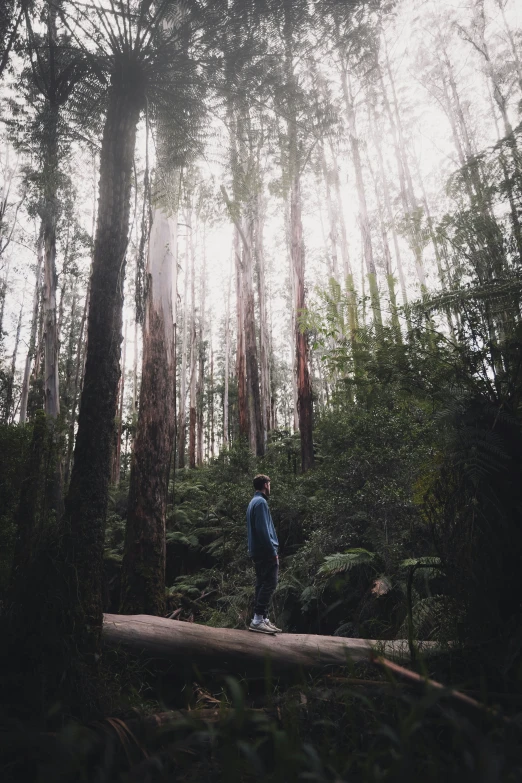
[317,548,380,577]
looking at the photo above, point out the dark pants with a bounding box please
[253,556,279,617]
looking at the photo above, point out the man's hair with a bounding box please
[253,474,270,491]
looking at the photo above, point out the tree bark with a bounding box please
[60,83,141,676]
[120,208,177,616]
[223,253,232,449]
[111,319,127,485]
[255,193,271,450]
[102,613,440,673]
[234,226,249,440]
[242,214,264,457]
[20,232,44,423]
[177,217,190,467]
[290,175,314,473]
[196,232,206,465]
[4,298,23,423]
[64,277,89,487]
[283,5,314,472]
[188,217,197,469]
[41,108,60,420]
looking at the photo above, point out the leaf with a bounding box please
[317,548,379,577]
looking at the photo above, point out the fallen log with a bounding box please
[103,614,443,673]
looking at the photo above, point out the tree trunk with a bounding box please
[188,218,197,469]
[284,199,299,434]
[20,232,44,423]
[340,67,382,330]
[196,232,206,465]
[111,319,127,485]
[235,226,249,440]
[223,254,232,449]
[4,298,23,422]
[319,140,340,283]
[382,52,427,292]
[367,104,402,340]
[64,277,90,487]
[120,208,177,616]
[255,193,271,449]
[102,614,439,673]
[290,175,314,472]
[0,257,10,348]
[177,218,190,467]
[242,214,264,457]
[42,111,60,420]
[208,325,214,460]
[373,78,411,316]
[61,284,78,430]
[59,83,141,684]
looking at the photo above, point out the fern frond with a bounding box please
[318,548,379,577]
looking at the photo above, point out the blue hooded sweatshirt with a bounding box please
[246,491,279,560]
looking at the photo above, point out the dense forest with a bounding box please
[1,0,522,780]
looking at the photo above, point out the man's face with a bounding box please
[264,480,271,497]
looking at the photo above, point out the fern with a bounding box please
[166,531,199,549]
[398,595,446,640]
[317,548,379,577]
[400,557,441,570]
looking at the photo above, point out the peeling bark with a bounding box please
[121,208,177,616]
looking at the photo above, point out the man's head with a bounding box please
[253,474,271,496]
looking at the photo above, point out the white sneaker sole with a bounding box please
[248,625,277,635]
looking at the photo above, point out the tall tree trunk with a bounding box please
[366,138,401,339]
[381,52,427,293]
[319,140,340,283]
[196,232,206,465]
[284,200,299,433]
[120,208,177,616]
[20,233,44,423]
[328,145,358,340]
[209,332,214,460]
[340,66,382,330]
[59,83,141,683]
[234,226,249,440]
[5,298,23,422]
[288,142,314,472]
[282,0,314,471]
[223,254,232,449]
[61,284,78,429]
[42,113,60,420]
[0,257,10,347]
[177,221,190,467]
[188,217,197,469]
[255,192,270,449]
[111,320,127,485]
[64,277,89,487]
[242,213,264,457]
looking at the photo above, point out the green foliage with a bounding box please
[318,548,380,576]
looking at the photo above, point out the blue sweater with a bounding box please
[246,491,279,559]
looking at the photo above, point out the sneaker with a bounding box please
[264,619,282,633]
[248,619,277,635]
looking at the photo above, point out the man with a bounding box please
[246,474,282,634]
